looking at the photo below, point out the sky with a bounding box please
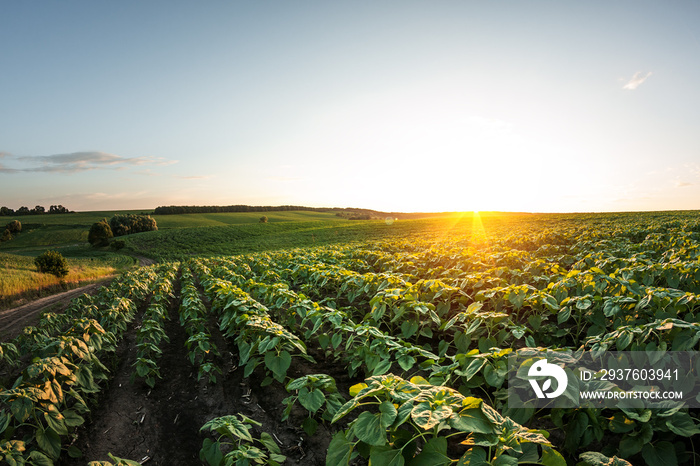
[1,1,699,213]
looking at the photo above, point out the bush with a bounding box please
[5,220,21,234]
[88,219,113,247]
[34,250,69,277]
[259,216,268,223]
[109,214,157,236]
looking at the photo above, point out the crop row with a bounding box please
[188,257,567,465]
[0,266,161,464]
[186,222,700,466]
[4,215,700,465]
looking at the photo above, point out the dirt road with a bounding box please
[0,255,156,341]
[0,279,115,341]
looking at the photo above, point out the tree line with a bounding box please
[1,220,22,243]
[88,214,158,247]
[0,205,72,216]
[153,205,334,215]
[153,204,398,219]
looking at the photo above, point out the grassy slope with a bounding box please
[0,210,149,226]
[125,209,700,260]
[151,210,342,228]
[0,210,342,233]
[0,211,342,251]
[123,213,544,260]
[123,219,390,259]
[0,251,135,308]
[0,211,149,252]
[0,211,146,308]
[0,210,345,307]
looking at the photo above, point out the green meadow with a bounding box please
[152,210,343,228]
[0,209,360,307]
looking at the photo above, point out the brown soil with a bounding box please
[60,274,359,466]
[134,255,157,267]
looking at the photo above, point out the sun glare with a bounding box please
[470,210,494,258]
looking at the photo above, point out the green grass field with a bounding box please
[1,209,340,229]
[0,210,149,226]
[123,219,402,259]
[0,250,135,309]
[0,210,345,252]
[0,209,352,307]
[152,210,342,228]
[3,208,699,309]
[123,210,700,260]
[0,224,88,250]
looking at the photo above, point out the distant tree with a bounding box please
[88,219,113,247]
[5,220,21,234]
[49,205,69,214]
[34,250,69,277]
[1,229,11,242]
[259,216,268,223]
[109,214,157,236]
[0,205,69,216]
[135,214,157,232]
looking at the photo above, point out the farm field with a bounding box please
[151,211,344,228]
[0,210,349,251]
[1,211,700,465]
[0,211,344,253]
[123,218,403,261]
[0,210,348,309]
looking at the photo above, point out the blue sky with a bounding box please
[1,1,699,212]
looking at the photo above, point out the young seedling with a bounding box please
[282,373,345,436]
[199,414,286,466]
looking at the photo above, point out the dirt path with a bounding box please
[0,255,156,341]
[134,255,157,267]
[0,279,115,341]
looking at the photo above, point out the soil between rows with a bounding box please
[61,277,361,466]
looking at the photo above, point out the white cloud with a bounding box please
[674,164,700,187]
[134,169,212,180]
[689,163,700,177]
[622,71,652,90]
[675,180,693,187]
[0,162,18,174]
[43,190,163,211]
[0,151,178,174]
[83,191,151,201]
